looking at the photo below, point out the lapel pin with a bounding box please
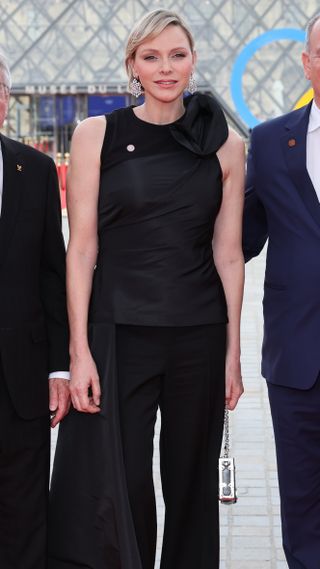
[288,138,296,148]
[16,164,23,171]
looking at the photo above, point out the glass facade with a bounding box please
[1,0,319,154]
[7,90,130,155]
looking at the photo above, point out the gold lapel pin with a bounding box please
[16,164,23,171]
[288,138,296,148]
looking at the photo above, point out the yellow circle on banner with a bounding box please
[294,87,314,109]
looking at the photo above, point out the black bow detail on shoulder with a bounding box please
[170,93,228,156]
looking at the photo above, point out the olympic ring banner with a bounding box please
[231,28,313,128]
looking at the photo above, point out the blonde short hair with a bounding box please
[125,9,195,87]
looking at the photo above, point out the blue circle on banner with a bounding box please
[231,28,306,128]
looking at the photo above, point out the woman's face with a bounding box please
[131,24,196,103]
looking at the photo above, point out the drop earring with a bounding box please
[188,72,197,94]
[129,76,142,98]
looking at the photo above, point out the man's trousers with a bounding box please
[268,375,320,569]
[0,359,50,569]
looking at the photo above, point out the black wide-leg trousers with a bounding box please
[116,324,226,569]
[0,361,50,569]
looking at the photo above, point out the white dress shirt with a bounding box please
[307,100,320,202]
[0,142,69,380]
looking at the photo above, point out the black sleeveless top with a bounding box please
[89,93,229,326]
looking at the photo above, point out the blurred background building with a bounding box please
[0,0,318,158]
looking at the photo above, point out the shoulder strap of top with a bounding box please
[100,112,113,166]
[100,107,130,166]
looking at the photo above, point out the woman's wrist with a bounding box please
[69,342,91,361]
[226,345,241,361]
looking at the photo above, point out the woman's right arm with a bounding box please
[66,116,106,413]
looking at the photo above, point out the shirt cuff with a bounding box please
[48,371,70,380]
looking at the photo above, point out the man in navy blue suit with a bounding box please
[243,14,320,569]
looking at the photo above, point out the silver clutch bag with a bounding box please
[218,407,237,504]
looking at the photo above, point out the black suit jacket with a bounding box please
[0,134,69,419]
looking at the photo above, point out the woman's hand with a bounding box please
[225,354,244,411]
[70,351,101,413]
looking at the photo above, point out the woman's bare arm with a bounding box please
[214,129,245,411]
[66,115,106,413]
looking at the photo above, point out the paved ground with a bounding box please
[51,224,287,568]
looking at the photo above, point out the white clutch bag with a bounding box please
[218,407,237,504]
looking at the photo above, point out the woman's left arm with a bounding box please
[214,129,245,411]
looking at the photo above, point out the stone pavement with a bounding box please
[51,229,287,568]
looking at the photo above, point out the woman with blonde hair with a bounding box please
[49,9,244,569]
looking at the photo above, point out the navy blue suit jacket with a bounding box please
[243,101,320,389]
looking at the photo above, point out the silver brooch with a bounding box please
[126,144,135,152]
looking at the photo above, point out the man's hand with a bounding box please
[49,378,71,428]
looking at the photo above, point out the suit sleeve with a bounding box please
[40,158,69,373]
[242,130,268,262]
